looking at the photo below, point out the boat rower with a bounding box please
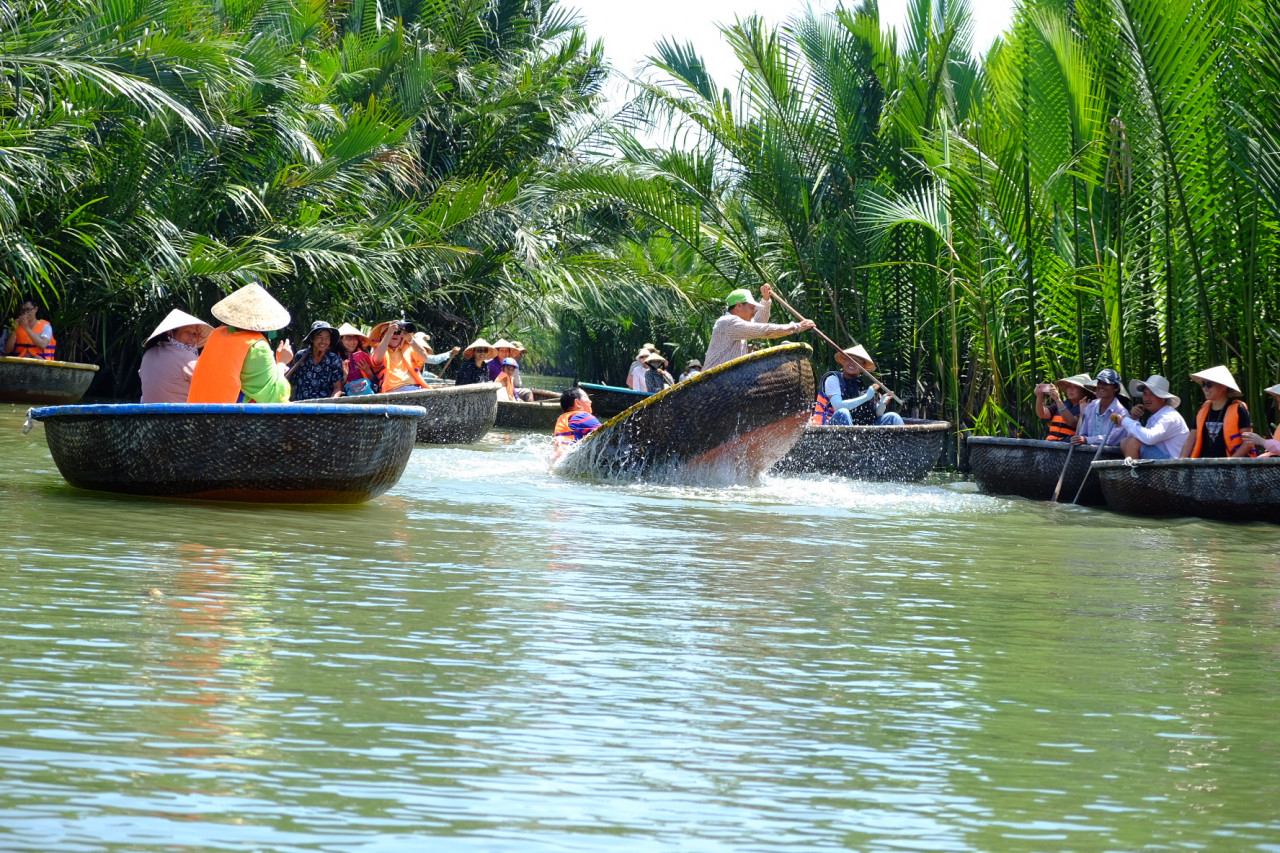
[187,282,293,404]
[702,285,814,371]
[810,345,904,427]
[552,387,601,461]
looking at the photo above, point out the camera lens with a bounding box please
[402,321,417,333]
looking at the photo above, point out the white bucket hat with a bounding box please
[145,309,213,347]
[840,344,876,372]
[1190,365,1242,396]
[1128,375,1181,409]
[210,282,290,332]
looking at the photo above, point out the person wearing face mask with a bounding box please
[1179,365,1255,458]
[138,309,214,403]
[1069,368,1128,446]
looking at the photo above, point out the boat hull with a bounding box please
[28,403,423,503]
[557,344,815,484]
[0,356,98,405]
[1094,458,1280,523]
[313,383,498,443]
[773,419,950,482]
[578,382,651,419]
[968,436,1123,505]
[495,398,562,430]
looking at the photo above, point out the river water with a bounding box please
[2,402,1278,851]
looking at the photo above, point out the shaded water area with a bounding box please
[1,402,1279,851]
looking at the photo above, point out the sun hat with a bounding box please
[645,352,666,365]
[463,338,497,358]
[1265,383,1280,400]
[336,323,371,347]
[144,309,213,347]
[305,320,340,344]
[490,339,515,351]
[635,347,653,358]
[1190,365,1242,395]
[840,344,876,372]
[510,340,527,354]
[725,289,759,309]
[210,282,290,332]
[1056,373,1096,397]
[685,359,702,368]
[1129,375,1181,409]
[412,331,432,351]
[501,357,519,368]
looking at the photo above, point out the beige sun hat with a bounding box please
[412,331,432,351]
[1129,375,1181,409]
[1264,383,1280,400]
[145,309,213,347]
[491,339,516,351]
[210,282,290,332]
[645,352,666,365]
[336,323,371,347]
[1190,365,1242,396]
[463,338,497,358]
[510,340,527,354]
[635,346,653,358]
[840,344,876,372]
[1057,373,1096,397]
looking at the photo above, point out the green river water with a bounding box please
[1,402,1278,851]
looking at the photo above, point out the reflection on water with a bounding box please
[2,405,1279,851]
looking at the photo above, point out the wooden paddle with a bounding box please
[1071,415,1120,505]
[768,288,901,404]
[1049,440,1075,503]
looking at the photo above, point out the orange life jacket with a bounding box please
[188,327,264,403]
[373,346,429,393]
[810,371,875,425]
[10,320,56,360]
[1191,399,1255,458]
[553,410,600,460]
[1045,409,1076,441]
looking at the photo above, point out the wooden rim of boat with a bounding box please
[0,355,99,371]
[589,342,815,433]
[29,402,428,418]
[1093,457,1280,470]
[311,382,499,405]
[805,419,951,433]
[967,435,1074,450]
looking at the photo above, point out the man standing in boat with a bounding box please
[811,345,905,427]
[702,285,815,371]
[188,282,293,404]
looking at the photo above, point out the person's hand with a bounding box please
[450,346,460,355]
[277,338,293,362]
[796,319,816,332]
[1070,434,1086,446]
[1130,404,1145,419]
[760,283,773,301]
[1035,382,1051,395]
[1241,431,1267,448]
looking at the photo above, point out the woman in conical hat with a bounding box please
[1242,383,1280,456]
[138,309,214,403]
[1180,365,1254,458]
[188,282,293,404]
[487,339,517,381]
[456,338,496,386]
[1034,373,1094,441]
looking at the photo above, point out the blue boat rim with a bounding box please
[578,382,650,397]
[28,403,428,419]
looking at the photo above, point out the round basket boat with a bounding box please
[312,383,498,444]
[578,382,652,419]
[557,344,815,484]
[0,356,98,405]
[968,436,1123,505]
[28,403,424,503]
[495,398,562,430]
[1093,458,1280,523]
[773,419,950,482]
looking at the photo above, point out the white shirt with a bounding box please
[702,300,801,370]
[1121,404,1189,458]
[626,360,647,390]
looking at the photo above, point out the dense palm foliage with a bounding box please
[0,0,609,391]
[578,0,1280,435]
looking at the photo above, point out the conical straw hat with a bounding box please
[491,339,516,351]
[145,309,213,347]
[1190,365,1242,395]
[463,338,496,358]
[840,344,876,372]
[1057,373,1096,397]
[336,323,370,347]
[1265,383,1280,400]
[210,282,290,332]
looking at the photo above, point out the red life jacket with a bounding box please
[10,320,56,360]
[1191,399,1255,458]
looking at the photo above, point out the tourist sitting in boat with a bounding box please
[627,346,653,390]
[486,339,518,381]
[506,341,535,400]
[188,282,293,404]
[703,285,815,370]
[370,320,432,393]
[495,357,521,401]
[3,298,55,360]
[286,321,347,400]
[1179,365,1255,458]
[679,359,702,382]
[1069,368,1127,446]
[810,345,904,427]
[1117,375,1189,459]
[1241,383,1280,456]
[138,309,213,403]
[411,332,458,379]
[553,387,602,460]
[1035,373,1093,440]
[338,323,376,393]
[643,352,673,393]
[457,339,497,385]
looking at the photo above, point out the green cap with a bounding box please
[725,288,759,308]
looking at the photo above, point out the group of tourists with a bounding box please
[625,344,693,393]
[1036,366,1280,459]
[132,282,534,405]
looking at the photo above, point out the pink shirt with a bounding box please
[139,340,199,403]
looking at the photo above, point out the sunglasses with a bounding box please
[1200,380,1216,389]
